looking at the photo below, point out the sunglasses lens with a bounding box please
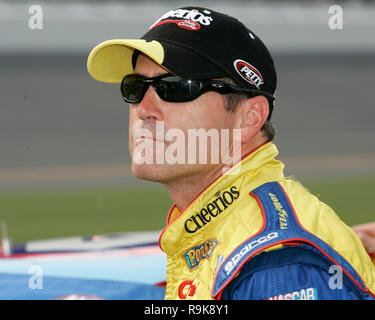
[121,75,147,103]
[121,74,204,103]
[155,76,202,102]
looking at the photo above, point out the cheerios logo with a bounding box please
[149,8,213,31]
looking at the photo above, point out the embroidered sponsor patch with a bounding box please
[183,239,219,270]
[267,287,318,300]
[149,8,213,31]
[178,279,199,299]
[268,192,288,229]
[233,59,264,89]
[184,185,240,234]
[177,20,201,30]
[224,232,279,275]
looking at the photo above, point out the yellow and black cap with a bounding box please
[87,7,277,117]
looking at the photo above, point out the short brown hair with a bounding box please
[220,77,276,141]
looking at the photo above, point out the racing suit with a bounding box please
[158,142,375,300]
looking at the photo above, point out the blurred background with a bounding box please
[0,0,374,244]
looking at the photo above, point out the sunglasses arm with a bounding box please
[205,80,275,101]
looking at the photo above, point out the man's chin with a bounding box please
[131,162,168,183]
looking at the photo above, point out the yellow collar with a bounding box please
[159,141,285,254]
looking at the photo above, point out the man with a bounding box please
[87,7,375,300]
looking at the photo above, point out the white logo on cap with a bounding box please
[233,59,264,89]
[149,8,213,30]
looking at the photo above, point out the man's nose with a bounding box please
[136,86,163,122]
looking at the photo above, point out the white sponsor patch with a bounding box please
[233,59,264,89]
[149,8,213,30]
[224,232,279,275]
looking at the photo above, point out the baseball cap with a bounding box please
[87,7,277,118]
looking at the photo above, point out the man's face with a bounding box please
[128,54,237,184]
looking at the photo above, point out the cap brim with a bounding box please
[87,39,165,83]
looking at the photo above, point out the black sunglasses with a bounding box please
[120,73,275,104]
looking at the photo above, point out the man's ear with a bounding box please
[235,95,269,143]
